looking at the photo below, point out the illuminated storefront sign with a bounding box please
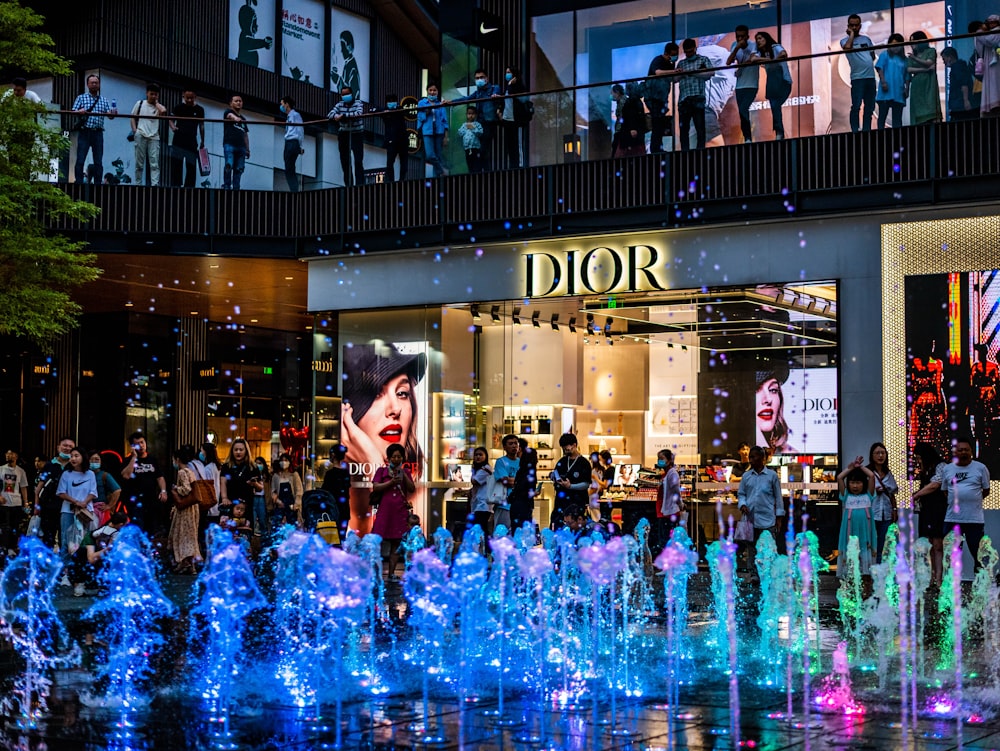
[524,244,669,298]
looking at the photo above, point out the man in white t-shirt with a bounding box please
[1,449,29,555]
[938,436,990,570]
[130,83,166,185]
[840,14,877,132]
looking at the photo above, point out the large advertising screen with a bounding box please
[281,0,325,87]
[340,339,429,534]
[905,270,1000,473]
[588,2,943,145]
[229,0,275,71]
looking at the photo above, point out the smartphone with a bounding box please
[550,469,561,482]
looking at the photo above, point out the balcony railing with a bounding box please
[50,116,1000,255]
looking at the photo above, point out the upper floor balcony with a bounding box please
[46,30,1000,256]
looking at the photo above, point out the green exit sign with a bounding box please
[607,296,617,309]
[263,366,273,375]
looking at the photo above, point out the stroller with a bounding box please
[300,489,340,544]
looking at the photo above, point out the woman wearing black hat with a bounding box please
[341,342,426,534]
[754,365,795,454]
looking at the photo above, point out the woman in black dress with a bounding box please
[509,442,538,534]
[910,441,947,587]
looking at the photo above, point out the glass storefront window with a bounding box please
[313,279,840,552]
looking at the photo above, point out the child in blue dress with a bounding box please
[836,456,877,579]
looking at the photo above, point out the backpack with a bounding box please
[37,462,65,512]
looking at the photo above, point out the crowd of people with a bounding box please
[0,432,322,597]
[2,19,989,190]
[1,424,992,595]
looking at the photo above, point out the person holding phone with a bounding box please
[120,431,166,534]
[371,443,415,581]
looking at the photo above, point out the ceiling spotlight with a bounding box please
[550,314,560,331]
[568,317,577,333]
[531,311,541,328]
[491,305,501,322]
[512,307,521,326]
[583,336,590,344]
[471,304,480,320]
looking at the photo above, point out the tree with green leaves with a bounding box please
[0,0,100,347]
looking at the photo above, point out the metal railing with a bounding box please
[45,27,993,192]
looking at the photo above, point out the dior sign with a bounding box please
[524,245,669,298]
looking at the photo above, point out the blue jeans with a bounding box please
[60,511,76,557]
[423,134,446,177]
[75,128,104,183]
[850,78,877,132]
[223,144,247,190]
[253,495,268,540]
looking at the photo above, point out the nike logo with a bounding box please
[72,480,87,487]
[480,23,498,34]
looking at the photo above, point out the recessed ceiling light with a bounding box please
[285,276,294,280]
[250,319,258,323]
[209,264,219,269]
[190,311,199,315]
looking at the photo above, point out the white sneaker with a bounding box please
[73,583,85,597]
[60,574,71,587]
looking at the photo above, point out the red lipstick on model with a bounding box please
[380,423,403,439]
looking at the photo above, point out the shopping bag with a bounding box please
[316,513,341,547]
[198,147,211,176]
[734,510,754,542]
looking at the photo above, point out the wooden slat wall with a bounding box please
[174,318,208,447]
[39,0,422,122]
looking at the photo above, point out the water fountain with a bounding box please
[1,512,999,750]
[0,536,79,728]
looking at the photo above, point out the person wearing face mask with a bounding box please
[656,449,684,550]
[87,451,120,527]
[645,42,678,152]
[416,82,449,177]
[371,443,415,582]
[453,69,501,170]
[379,94,409,181]
[270,453,303,528]
[35,436,76,550]
[279,95,304,192]
[191,442,221,555]
[499,66,530,169]
[327,85,365,186]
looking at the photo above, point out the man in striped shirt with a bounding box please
[72,74,117,183]
[675,39,713,150]
[327,85,365,186]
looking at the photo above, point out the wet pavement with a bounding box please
[0,568,996,750]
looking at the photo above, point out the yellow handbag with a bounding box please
[316,513,341,547]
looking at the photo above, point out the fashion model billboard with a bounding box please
[229,0,275,72]
[340,340,428,535]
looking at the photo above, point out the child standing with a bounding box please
[836,456,877,580]
[460,106,485,174]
